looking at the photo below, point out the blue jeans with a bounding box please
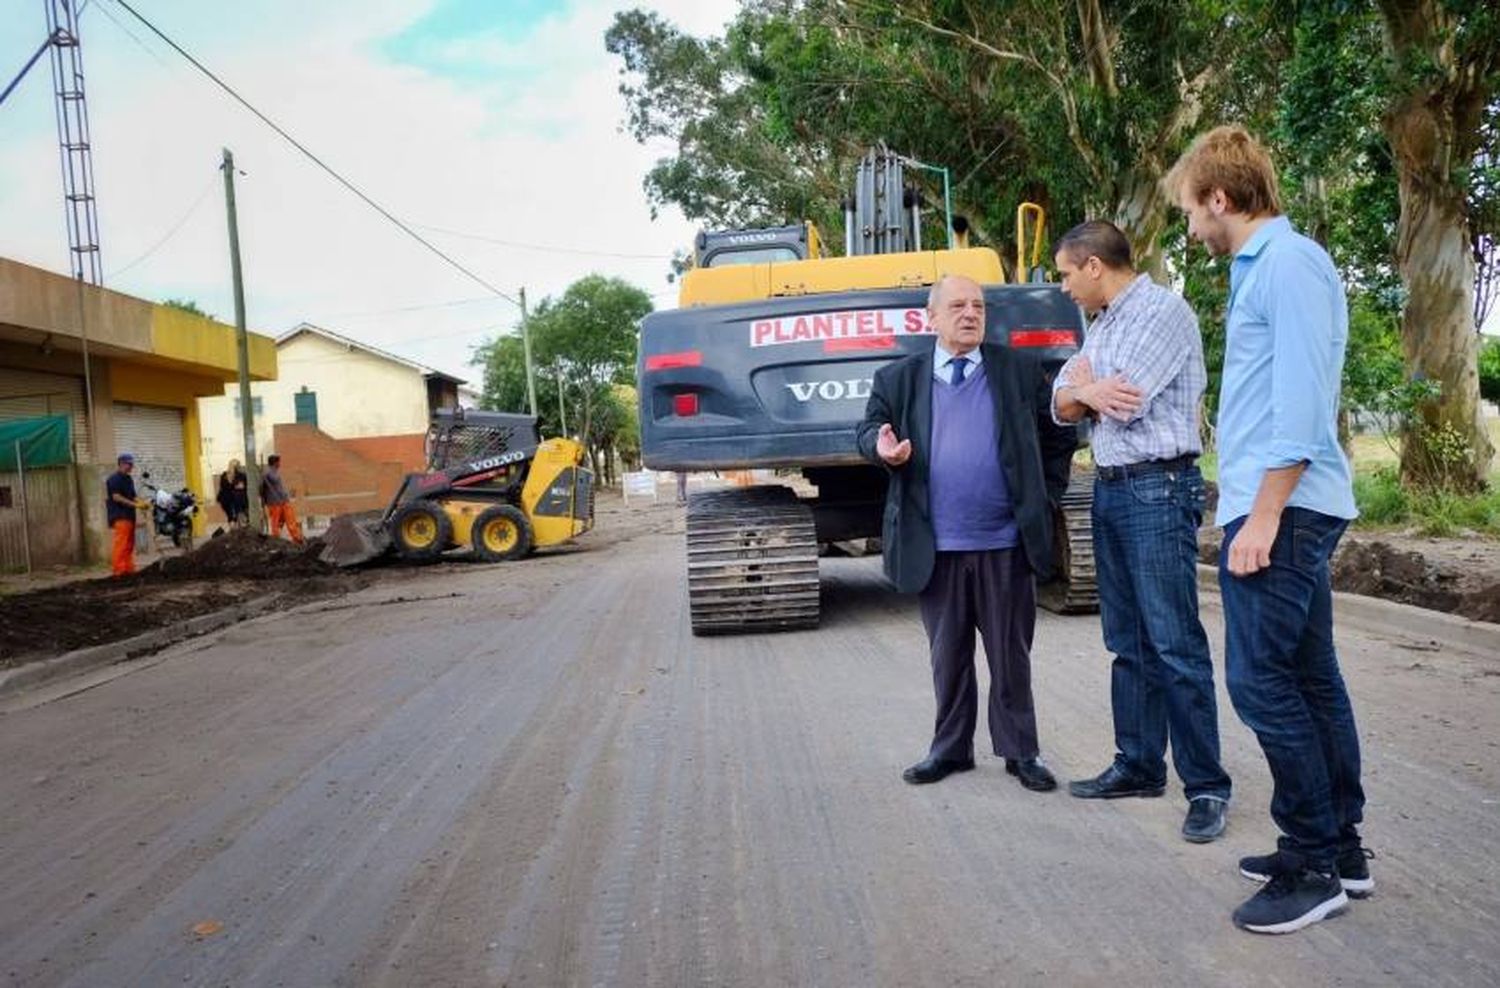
[1220,507,1365,871]
[1094,465,1230,800]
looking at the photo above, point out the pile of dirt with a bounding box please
[0,580,251,664]
[141,529,334,581]
[1198,529,1500,624]
[1332,541,1500,624]
[0,532,358,666]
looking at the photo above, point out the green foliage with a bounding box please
[472,275,653,482]
[1353,468,1410,526]
[1352,466,1500,535]
[605,1,1277,263]
[1480,335,1500,404]
[162,298,215,320]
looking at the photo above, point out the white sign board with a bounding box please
[622,470,657,503]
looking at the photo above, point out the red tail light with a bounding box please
[1010,329,1077,348]
[646,350,703,371]
[673,393,699,416]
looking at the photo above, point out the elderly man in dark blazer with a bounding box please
[858,274,1077,791]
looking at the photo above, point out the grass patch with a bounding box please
[1351,467,1500,536]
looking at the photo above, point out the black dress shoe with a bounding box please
[1004,757,1058,792]
[1067,763,1167,799]
[1182,796,1229,843]
[902,756,975,785]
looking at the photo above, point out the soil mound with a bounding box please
[1200,529,1500,625]
[142,529,334,581]
[1331,541,1464,613]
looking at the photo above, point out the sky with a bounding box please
[0,0,740,383]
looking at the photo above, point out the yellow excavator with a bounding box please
[636,145,1096,633]
[320,410,594,566]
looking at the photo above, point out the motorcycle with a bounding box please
[140,472,199,550]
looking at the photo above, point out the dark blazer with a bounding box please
[856,343,1077,593]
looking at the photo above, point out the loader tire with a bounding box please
[391,501,452,561]
[472,504,533,562]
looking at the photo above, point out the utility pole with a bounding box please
[556,368,567,437]
[222,147,262,530]
[519,286,538,418]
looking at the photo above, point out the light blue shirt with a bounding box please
[933,341,982,385]
[1216,215,1357,526]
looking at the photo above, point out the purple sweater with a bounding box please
[929,366,1018,551]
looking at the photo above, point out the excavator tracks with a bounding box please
[1039,469,1099,614]
[686,486,821,635]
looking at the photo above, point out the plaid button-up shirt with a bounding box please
[1051,274,1205,468]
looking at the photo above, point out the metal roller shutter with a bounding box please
[112,402,187,492]
[0,367,92,462]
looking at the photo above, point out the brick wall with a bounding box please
[341,434,425,472]
[270,423,416,521]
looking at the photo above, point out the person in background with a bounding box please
[260,453,304,545]
[105,452,147,576]
[217,458,249,527]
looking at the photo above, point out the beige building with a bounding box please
[0,256,276,569]
[196,323,464,511]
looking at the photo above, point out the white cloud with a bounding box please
[0,0,739,380]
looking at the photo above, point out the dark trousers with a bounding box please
[1094,465,1230,800]
[1220,507,1365,871]
[918,548,1039,761]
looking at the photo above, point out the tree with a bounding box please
[1376,0,1500,488]
[609,2,1281,276]
[1480,334,1500,405]
[476,276,652,481]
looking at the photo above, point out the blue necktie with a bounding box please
[951,357,968,385]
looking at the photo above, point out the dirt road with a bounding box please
[2,495,1497,987]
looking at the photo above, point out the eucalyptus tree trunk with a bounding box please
[1111,169,1171,282]
[1379,0,1495,489]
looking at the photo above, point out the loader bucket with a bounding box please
[319,511,393,567]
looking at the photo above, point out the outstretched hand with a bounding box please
[876,423,912,467]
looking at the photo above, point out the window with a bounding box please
[706,246,802,268]
[232,396,264,417]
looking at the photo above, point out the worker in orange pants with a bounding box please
[105,452,147,576]
[260,453,305,545]
[267,502,303,544]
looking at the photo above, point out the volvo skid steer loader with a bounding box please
[320,410,594,567]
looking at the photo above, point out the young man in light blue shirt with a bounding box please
[1166,125,1369,935]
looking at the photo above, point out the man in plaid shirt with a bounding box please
[1050,220,1231,843]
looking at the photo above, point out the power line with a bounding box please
[411,223,670,261]
[95,0,172,69]
[109,0,521,309]
[315,295,502,320]
[107,176,217,279]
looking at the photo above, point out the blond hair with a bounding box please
[1163,125,1282,217]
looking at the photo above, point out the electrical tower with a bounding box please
[45,0,103,285]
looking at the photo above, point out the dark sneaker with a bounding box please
[1336,846,1375,899]
[1181,797,1228,843]
[1232,869,1348,934]
[1240,846,1375,899]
